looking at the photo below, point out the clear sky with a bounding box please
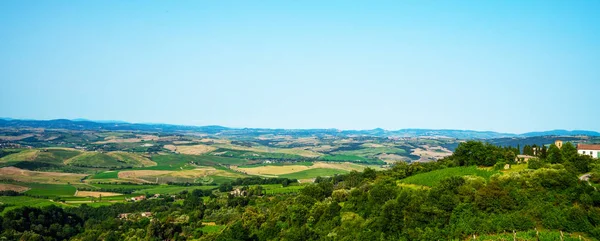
[1,1,599,133]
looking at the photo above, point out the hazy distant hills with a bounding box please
[0,118,598,139]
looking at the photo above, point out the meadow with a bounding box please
[0,196,66,214]
[65,152,156,168]
[237,161,314,168]
[400,166,499,187]
[133,185,216,195]
[23,182,76,197]
[89,171,119,179]
[262,185,305,195]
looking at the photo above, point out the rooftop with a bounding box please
[577,144,600,151]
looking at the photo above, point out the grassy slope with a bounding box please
[90,171,119,179]
[400,166,499,187]
[141,154,246,171]
[237,162,314,168]
[66,152,155,168]
[24,183,77,196]
[133,185,216,195]
[0,196,69,214]
[0,180,76,197]
[65,152,121,167]
[0,149,39,162]
[334,147,407,157]
[107,152,156,167]
[1,149,82,164]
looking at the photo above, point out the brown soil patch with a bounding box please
[0,167,87,183]
[312,162,365,171]
[411,145,452,162]
[308,145,335,152]
[235,162,364,176]
[0,134,35,141]
[0,183,30,192]
[377,153,410,162]
[298,178,316,183]
[172,141,194,145]
[163,145,177,152]
[107,152,157,166]
[118,170,174,179]
[75,191,122,197]
[173,144,216,155]
[95,135,159,144]
[214,144,322,158]
[235,165,311,176]
[362,143,385,148]
[118,168,239,180]
[200,138,228,144]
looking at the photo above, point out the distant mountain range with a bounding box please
[0,118,598,139]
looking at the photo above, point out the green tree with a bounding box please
[527,158,545,169]
[561,142,578,163]
[572,154,593,173]
[540,145,548,159]
[547,144,563,164]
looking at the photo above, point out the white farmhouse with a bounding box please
[577,144,600,158]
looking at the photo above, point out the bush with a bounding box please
[527,158,545,169]
[493,162,506,171]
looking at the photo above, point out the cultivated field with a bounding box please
[410,145,452,162]
[214,143,322,158]
[117,167,245,184]
[170,144,217,155]
[65,151,156,168]
[94,134,159,144]
[0,183,29,192]
[0,149,39,162]
[234,162,362,178]
[0,167,86,183]
[75,191,122,197]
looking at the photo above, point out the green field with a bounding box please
[206,175,241,184]
[90,171,119,179]
[0,149,82,164]
[67,202,116,208]
[320,155,367,162]
[195,155,249,166]
[65,152,123,168]
[400,166,499,187]
[334,147,407,157]
[65,152,154,168]
[210,149,307,161]
[279,168,349,179]
[0,196,67,214]
[263,185,304,195]
[24,183,77,197]
[0,181,76,197]
[237,161,314,168]
[133,185,216,195]
[139,154,247,171]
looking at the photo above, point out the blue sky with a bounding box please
[1,1,599,133]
